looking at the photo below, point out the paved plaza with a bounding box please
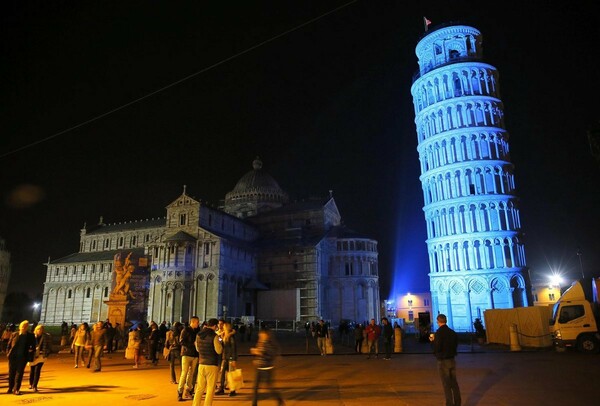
[1,333,596,405]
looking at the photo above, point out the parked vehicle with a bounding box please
[549,277,600,353]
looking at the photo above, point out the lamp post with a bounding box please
[576,248,585,279]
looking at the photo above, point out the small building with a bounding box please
[390,292,432,328]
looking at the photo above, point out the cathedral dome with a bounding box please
[231,158,282,193]
[224,157,288,218]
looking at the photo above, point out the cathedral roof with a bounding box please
[326,225,373,240]
[86,218,165,234]
[256,196,329,215]
[164,231,196,242]
[50,248,146,264]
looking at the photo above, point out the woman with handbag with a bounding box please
[29,324,52,392]
[71,323,89,368]
[165,321,183,384]
[216,322,238,397]
[127,324,142,368]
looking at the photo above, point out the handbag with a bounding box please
[29,346,45,365]
[226,368,244,391]
[163,346,171,360]
[125,346,135,360]
[30,354,46,366]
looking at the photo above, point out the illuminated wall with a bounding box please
[392,292,432,323]
[410,24,531,331]
[531,280,561,307]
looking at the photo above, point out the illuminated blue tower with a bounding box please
[410,23,530,331]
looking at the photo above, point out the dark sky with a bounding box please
[1,1,599,301]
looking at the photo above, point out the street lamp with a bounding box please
[32,302,40,322]
[549,272,563,290]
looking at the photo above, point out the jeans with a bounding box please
[367,339,378,357]
[317,337,327,355]
[169,350,180,383]
[178,356,199,394]
[437,358,461,406]
[91,345,103,371]
[73,345,86,366]
[218,359,231,391]
[192,364,219,406]
[252,367,283,406]
[8,358,27,392]
[384,339,392,358]
[29,362,45,388]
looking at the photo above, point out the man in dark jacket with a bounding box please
[431,314,461,406]
[193,318,223,406]
[381,317,394,360]
[88,321,107,372]
[315,319,329,356]
[178,317,200,401]
[7,320,36,395]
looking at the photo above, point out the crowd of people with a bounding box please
[2,315,460,405]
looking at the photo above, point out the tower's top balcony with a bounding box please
[413,23,483,81]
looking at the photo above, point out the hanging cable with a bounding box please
[1,0,358,159]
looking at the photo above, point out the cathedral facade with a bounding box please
[40,159,380,326]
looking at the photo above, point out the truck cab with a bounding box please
[549,278,600,353]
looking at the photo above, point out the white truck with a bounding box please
[549,277,600,353]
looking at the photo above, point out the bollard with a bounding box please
[361,336,369,353]
[509,324,521,351]
[394,327,403,353]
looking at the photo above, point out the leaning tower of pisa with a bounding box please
[410,23,531,331]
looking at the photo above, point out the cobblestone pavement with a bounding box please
[0,332,596,405]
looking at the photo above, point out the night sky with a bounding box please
[2,1,599,301]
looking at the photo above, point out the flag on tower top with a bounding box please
[424,16,432,32]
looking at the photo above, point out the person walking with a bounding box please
[1,323,15,354]
[147,321,160,365]
[28,324,52,392]
[430,314,461,406]
[381,317,394,360]
[250,328,284,406]
[178,316,201,401]
[128,324,142,368]
[192,318,223,406]
[71,323,89,368]
[365,318,381,359]
[6,320,36,395]
[88,321,107,372]
[315,319,329,356]
[69,323,77,350]
[166,321,183,384]
[104,320,115,353]
[216,322,238,396]
[354,323,364,353]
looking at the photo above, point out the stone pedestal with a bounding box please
[394,327,403,353]
[104,294,129,327]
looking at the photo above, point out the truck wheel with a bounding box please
[577,335,599,353]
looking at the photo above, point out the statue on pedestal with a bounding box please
[112,252,135,299]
